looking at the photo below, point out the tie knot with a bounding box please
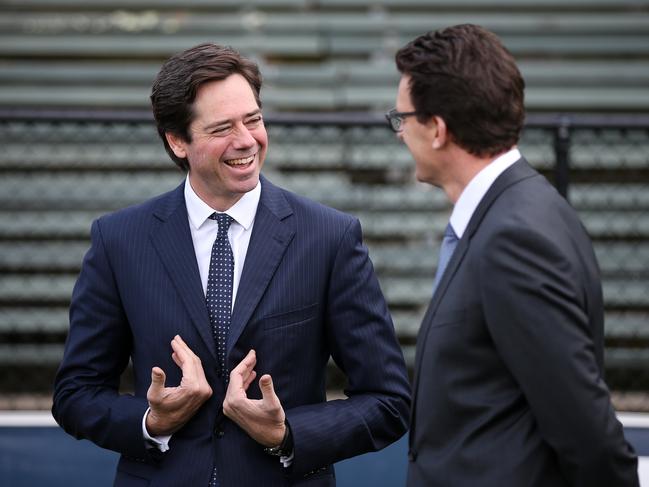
[444,223,458,242]
[210,213,234,238]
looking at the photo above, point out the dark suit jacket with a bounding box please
[407,159,638,487]
[53,175,410,486]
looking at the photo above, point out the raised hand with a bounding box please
[146,335,213,436]
[223,349,286,447]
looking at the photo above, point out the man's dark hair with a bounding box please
[151,43,263,171]
[395,24,525,158]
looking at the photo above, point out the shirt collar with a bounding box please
[184,176,261,230]
[450,148,521,238]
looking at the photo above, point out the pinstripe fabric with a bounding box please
[53,175,410,487]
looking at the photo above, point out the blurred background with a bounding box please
[2,1,649,485]
[1,0,648,414]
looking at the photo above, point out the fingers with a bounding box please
[259,374,280,408]
[239,349,257,371]
[169,336,211,400]
[150,366,166,391]
[222,354,286,446]
[230,349,256,387]
[223,351,255,419]
[171,335,203,375]
[147,366,167,405]
[171,335,192,366]
[259,374,286,437]
[242,370,257,391]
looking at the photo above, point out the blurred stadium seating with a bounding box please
[1,0,649,112]
[0,0,648,408]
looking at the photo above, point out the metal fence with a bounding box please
[1,109,648,407]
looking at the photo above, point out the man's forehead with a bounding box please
[396,74,413,109]
[194,75,257,105]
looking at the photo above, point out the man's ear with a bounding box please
[165,132,187,159]
[430,115,447,150]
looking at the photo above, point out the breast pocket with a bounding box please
[430,305,481,329]
[261,303,318,331]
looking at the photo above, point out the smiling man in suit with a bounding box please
[388,24,639,487]
[52,43,410,486]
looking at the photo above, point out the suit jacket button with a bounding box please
[408,449,417,462]
[214,428,224,438]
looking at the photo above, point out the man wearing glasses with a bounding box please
[388,24,639,487]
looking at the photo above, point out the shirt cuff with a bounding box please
[142,407,171,452]
[280,450,294,468]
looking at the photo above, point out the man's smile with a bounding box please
[224,153,255,167]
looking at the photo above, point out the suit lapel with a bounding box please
[150,183,216,360]
[227,176,295,357]
[412,236,470,377]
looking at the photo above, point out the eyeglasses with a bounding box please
[385,108,419,133]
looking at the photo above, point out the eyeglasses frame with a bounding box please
[385,108,420,133]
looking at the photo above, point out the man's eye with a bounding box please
[211,126,231,135]
[246,117,262,125]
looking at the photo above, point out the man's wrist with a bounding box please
[264,421,293,457]
[142,408,171,452]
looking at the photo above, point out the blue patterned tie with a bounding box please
[207,213,233,487]
[206,213,234,382]
[432,223,459,295]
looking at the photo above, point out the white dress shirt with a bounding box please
[184,177,261,304]
[449,148,521,238]
[143,176,261,451]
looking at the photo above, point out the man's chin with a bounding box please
[233,174,261,193]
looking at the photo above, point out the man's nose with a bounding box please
[231,124,256,149]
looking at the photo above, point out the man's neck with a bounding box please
[443,147,503,204]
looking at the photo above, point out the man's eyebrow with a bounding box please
[203,109,262,131]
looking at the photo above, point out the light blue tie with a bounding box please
[432,223,459,295]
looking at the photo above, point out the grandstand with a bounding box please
[0,0,648,408]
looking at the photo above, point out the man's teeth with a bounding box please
[225,155,255,166]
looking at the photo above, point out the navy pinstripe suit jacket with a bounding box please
[53,175,410,486]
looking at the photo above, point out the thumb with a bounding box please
[259,374,277,403]
[150,366,166,390]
